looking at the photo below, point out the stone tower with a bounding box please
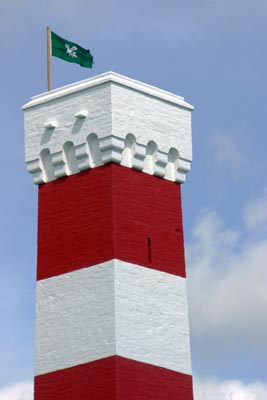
[23,72,194,399]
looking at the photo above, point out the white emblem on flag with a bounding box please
[65,44,78,58]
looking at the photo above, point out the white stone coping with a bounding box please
[22,71,194,111]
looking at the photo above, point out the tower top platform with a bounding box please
[23,72,194,185]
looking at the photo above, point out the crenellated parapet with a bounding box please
[25,133,191,185]
[23,72,193,185]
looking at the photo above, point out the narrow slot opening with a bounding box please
[147,237,152,263]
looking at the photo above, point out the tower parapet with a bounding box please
[23,72,193,184]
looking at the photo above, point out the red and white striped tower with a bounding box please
[23,72,194,400]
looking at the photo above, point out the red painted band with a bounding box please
[35,356,194,400]
[37,164,186,280]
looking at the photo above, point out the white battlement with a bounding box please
[23,72,194,184]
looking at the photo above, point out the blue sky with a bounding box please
[0,1,266,399]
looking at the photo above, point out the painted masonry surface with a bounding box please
[23,72,194,399]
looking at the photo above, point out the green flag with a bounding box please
[51,31,94,68]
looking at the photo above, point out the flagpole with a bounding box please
[47,26,51,91]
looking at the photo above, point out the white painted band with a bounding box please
[35,260,192,376]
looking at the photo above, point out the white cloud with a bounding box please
[209,131,247,181]
[194,378,267,400]
[243,189,267,232]
[0,382,33,400]
[186,194,267,363]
